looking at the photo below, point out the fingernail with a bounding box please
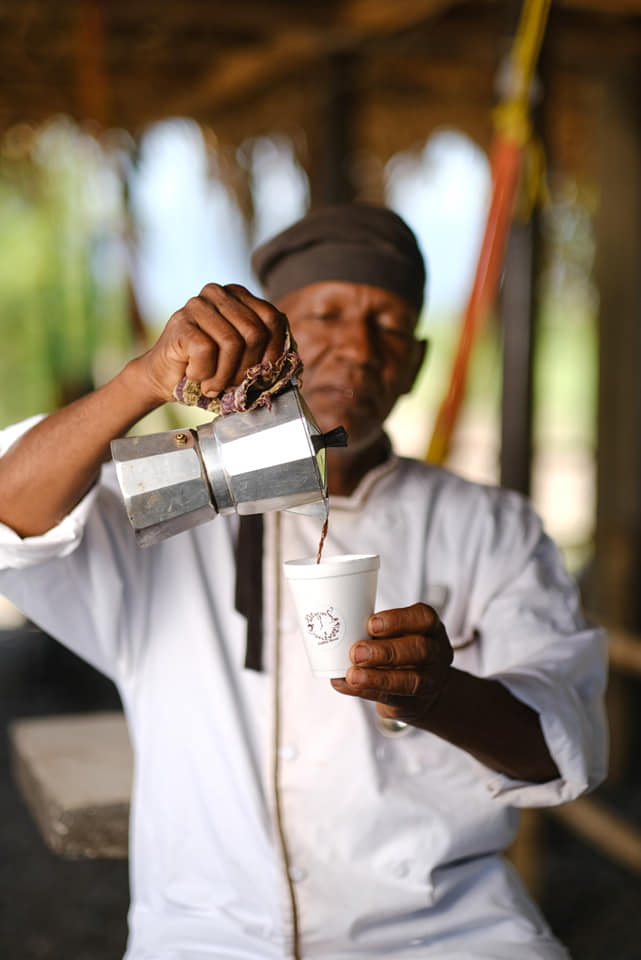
[369,615,383,633]
[348,668,365,685]
[353,643,370,664]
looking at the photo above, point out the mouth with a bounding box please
[307,383,378,408]
[306,386,381,425]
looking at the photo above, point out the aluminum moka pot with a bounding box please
[110,381,347,547]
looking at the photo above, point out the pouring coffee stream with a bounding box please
[317,514,329,564]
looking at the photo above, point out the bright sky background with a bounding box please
[127,119,490,329]
[386,130,490,318]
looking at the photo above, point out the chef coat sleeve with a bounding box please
[463,489,608,807]
[0,415,145,682]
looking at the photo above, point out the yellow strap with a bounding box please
[492,0,551,146]
[424,0,552,466]
[512,0,552,97]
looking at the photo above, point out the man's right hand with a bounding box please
[0,283,288,537]
[138,283,289,406]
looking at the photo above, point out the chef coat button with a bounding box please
[289,865,307,883]
[279,745,298,761]
[392,860,411,878]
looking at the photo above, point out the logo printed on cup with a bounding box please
[305,606,345,647]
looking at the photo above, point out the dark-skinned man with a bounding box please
[0,204,606,960]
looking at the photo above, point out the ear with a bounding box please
[400,338,429,396]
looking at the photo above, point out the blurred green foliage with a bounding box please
[0,118,134,427]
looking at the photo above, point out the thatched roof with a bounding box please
[1,0,641,181]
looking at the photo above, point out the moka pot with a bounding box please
[110,381,347,546]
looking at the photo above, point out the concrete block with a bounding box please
[9,711,132,859]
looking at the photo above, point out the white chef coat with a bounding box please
[0,416,607,960]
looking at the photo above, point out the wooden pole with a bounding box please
[307,52,359,205]
[550,796,641,875]
[586,67,641,782]
[499,213,540,495]
[589,69,641,630]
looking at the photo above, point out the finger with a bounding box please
[174,297,245,392]
[195,284,271,389]
[183,330,221,384]
[330,675,443,717]
[222,284,289,364]
[203,283,288,371]
[346,665,421,698]
[367,602,440,639]
[163,305,223,385]
[331,668,421,707]
[350,634,433,669]
[343,662,448,708]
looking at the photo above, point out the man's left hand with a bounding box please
[331,602,454,723]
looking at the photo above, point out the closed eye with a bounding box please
[377,323,413,340]
[305,311,342,322]
[372,314,415,341]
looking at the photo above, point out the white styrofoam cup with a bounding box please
[283,553,380,678]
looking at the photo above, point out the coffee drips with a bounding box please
[316,516,329,564]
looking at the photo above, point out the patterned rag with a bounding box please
[172,326,303,417]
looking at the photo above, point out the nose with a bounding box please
[334,315,382,369]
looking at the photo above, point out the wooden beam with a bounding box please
[103,0,322,32]
[547,8,641,69]
[551,796,641,874]
[556,0,641,13]
[333,0,461,32]
[607,627,641,676]
[163,0,463,119]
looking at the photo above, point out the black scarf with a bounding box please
[234,514,264,671]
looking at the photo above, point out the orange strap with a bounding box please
[426,0,551,465]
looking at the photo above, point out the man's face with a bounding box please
[278,281,426,454]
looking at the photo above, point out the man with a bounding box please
[0,204,606,959]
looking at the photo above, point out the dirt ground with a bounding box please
[1,623,641,960]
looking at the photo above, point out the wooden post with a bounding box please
[306,52,359,206]
[499,213,541,496]
[499,206,544,899]
[590,72,641,626]
[588,68,641,781]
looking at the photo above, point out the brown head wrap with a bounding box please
[251,203,427,313]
